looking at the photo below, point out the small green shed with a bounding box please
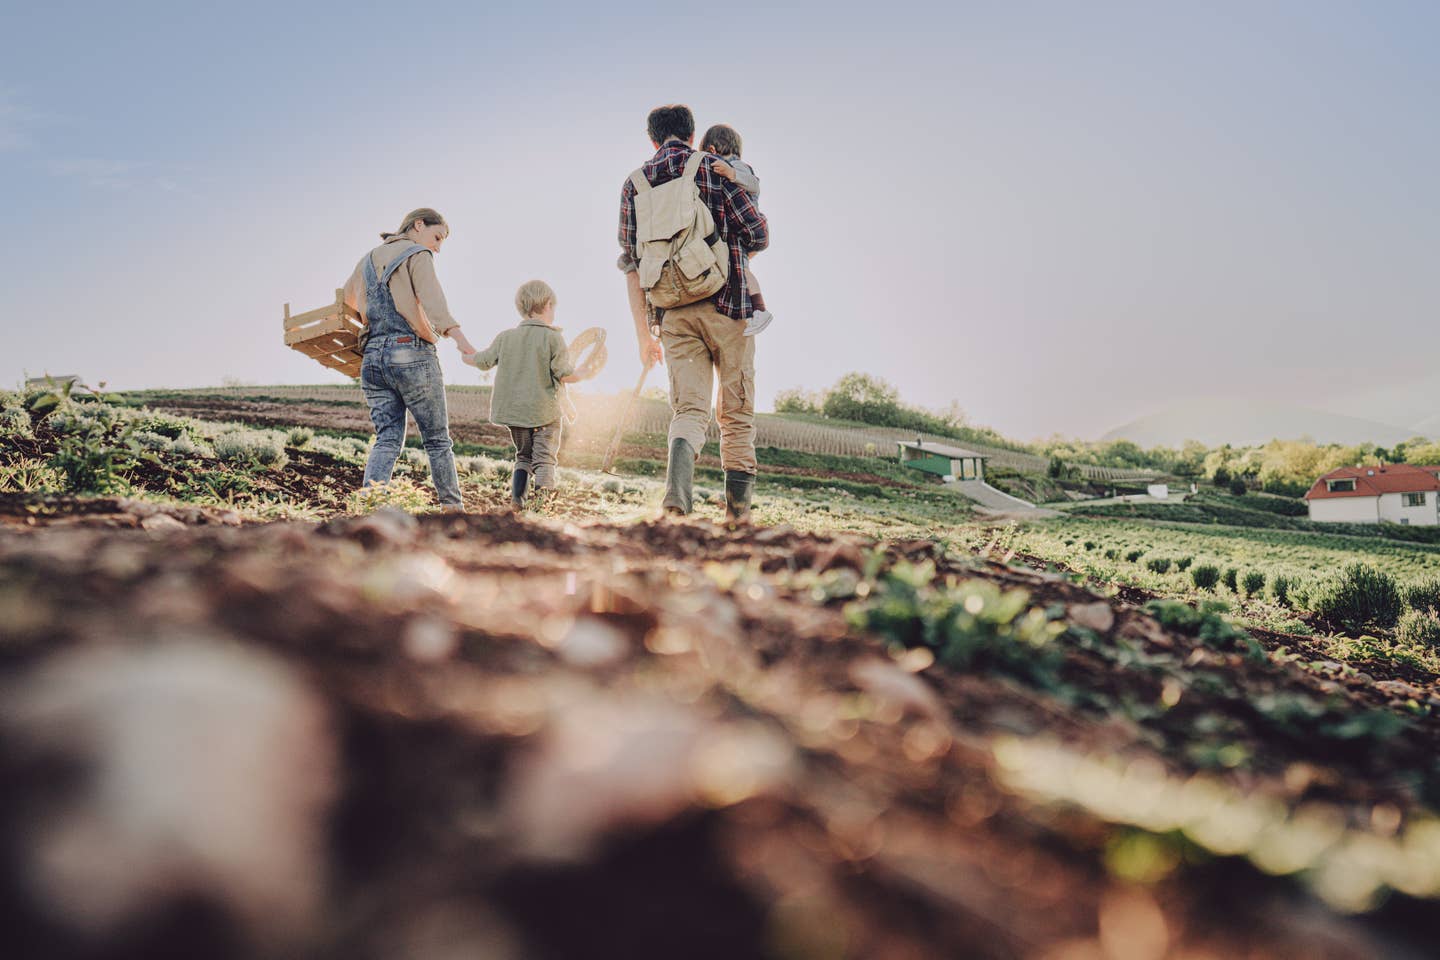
[897,440,988,481]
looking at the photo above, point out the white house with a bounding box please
[1303,464,1440,526]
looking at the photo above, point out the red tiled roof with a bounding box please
[1304,464,1440,500]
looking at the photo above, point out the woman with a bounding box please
[342,208,477,511]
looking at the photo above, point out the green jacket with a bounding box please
[470,319,575,428]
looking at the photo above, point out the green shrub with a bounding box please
[1287,576,1318,611]
[1267,573,1292,606]
[1104,548,1119,560]
[1176,556,1193,571]
[287,427,314,448]
[130,430,173,452]
[1125,549,1144,563]
[1228,478,1248,496]
[214,431,289,469]
[0,406,33,438]
[1190,564,1221,590]
[1405,577,1440,614]
[1082,541,1097,551]
[1240,570,1266,597]
[1145,557,1172,574]
[1222,567,1239,591]
[133,414,194,441]
[169,434,212,459]
[1396,609,1440,648]
[1311,562,1403,631]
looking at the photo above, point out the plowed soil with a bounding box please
[2,497,1438,960]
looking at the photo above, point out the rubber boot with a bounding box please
[724,471,756,523]
[661,439,696,516]
[510,467,529,511]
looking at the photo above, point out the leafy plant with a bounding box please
[1310,562,1403,631]
[1190,564,1221,590]
[214,430,290,469]
[1144,598,1262,659]
[847,561,1065,687]
[1404,577,1440,615]
[346,478,433,514]
[1396,609,1440,648]
[1222,567,1239,591]
[1145,557,1172,574]
[1241,570,1266,597]
[287,427,314,448]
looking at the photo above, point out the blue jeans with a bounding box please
[360,335,463,508]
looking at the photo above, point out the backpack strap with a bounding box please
[682,150,705,182]
[629,168,650,194]
[378,243,429,284]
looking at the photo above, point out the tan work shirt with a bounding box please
[342,236,458,343]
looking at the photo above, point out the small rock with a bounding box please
[1375,680,1424,701]
[139,513,186,532]
[1069,602,1115,634]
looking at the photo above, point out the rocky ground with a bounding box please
[2,496,1439,959]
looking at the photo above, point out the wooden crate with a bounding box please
[283,289,365,378]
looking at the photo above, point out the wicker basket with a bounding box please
[283,289,365,378]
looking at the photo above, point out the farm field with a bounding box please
[4,384,1440,958]
[132,384,1162,481]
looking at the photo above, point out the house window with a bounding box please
[1327,479,1356,493]
[1403,493,1427,507]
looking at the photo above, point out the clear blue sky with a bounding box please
[3,0,1437,439]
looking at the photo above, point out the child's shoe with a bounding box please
[743,310,773,337]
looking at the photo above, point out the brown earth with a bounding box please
[2,500,1438,960]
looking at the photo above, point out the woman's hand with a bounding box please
[447,327,478,356]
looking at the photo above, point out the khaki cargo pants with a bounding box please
[660,300,756,474]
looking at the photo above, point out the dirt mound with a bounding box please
[1,507,1438,959]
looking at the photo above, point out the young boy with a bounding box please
[700,123,772,337]
[466,280,595,509]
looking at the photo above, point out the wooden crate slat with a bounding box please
[284,315,346,345]
[283,294,366,378]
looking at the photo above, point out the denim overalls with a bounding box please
[358,244,463,508]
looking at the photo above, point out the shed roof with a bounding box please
[897,440,989,460]
[1304,464,1440,501]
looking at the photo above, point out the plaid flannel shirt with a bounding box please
[617,140,769,320]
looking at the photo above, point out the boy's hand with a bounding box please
[711,159,736,183]
[461,351,478,366]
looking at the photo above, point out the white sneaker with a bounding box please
[743,310,773,337]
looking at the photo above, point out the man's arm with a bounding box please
[619,177,663,368]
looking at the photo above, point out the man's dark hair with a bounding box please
[647,104,694,145]
[700,124,742,158]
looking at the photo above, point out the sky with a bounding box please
[3,0,1438,441]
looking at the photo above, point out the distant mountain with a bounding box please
[1102,400,1419,449]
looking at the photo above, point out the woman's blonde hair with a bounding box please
[515,279,556,318]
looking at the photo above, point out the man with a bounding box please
[618,104,770,520]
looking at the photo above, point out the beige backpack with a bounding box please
[629,151,730,309]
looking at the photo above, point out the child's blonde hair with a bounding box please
[515,279,556,318]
